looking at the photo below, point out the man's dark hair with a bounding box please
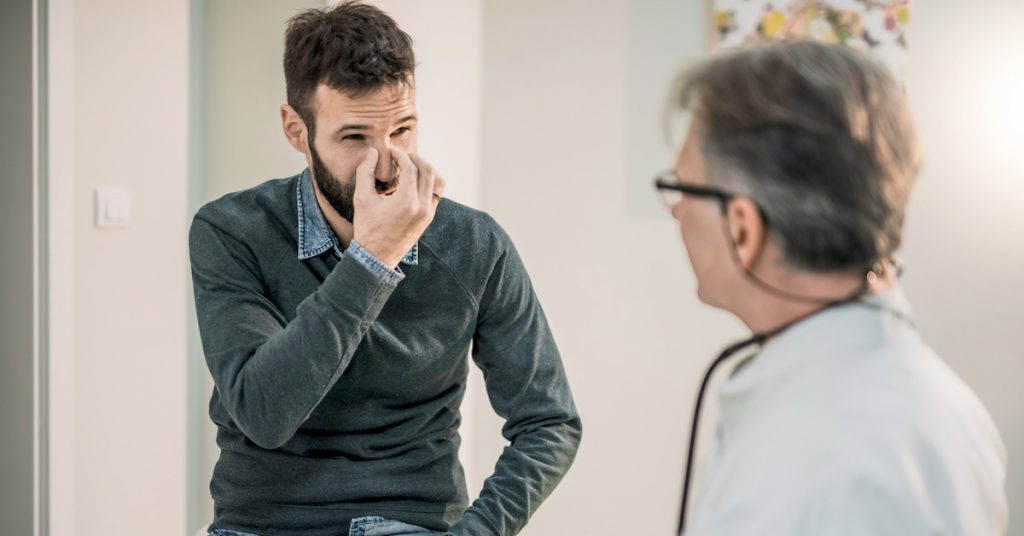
[674,41,922,273]
[284,1,415,129]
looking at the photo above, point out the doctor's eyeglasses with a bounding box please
[654,170,735,213]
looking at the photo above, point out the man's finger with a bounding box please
[433,173,447,203]
[355,148,381,197]
[409,152,437,206]
[390,146,418,200]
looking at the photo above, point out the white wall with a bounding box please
[478,0,1023,534]
[47,0,77,533]
[48,0,191,534]
[200,0,314,202]
[903,1,1024,532]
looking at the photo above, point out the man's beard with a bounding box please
[309,136,356,223]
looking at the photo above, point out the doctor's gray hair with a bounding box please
[673,41,921,272]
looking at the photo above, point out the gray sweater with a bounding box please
[189,172,581,536]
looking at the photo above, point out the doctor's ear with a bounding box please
[281,104,309,155]
[726,197,767,269]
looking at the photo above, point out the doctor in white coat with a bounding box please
[655,41,1008,536]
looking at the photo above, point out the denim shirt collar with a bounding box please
[296,168,418,264]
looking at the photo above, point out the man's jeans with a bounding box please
[209,516,447,536]
[349,516,446,536]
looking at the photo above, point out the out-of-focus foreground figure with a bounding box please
[657,41,1008,536]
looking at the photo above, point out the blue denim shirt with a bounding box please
[296,167,417,286]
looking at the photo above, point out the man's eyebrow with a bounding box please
[334,124,370,135]
[333,115,418,136]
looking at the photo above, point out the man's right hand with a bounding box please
[352,146,445,269]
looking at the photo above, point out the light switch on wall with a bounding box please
[94,187,132,228]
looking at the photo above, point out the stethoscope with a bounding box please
[675,249,916,534]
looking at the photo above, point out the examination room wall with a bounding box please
[44,0,191,534]
[32,0,1023,534]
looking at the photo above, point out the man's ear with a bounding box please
[726,197,767,270]
[281,104,309,155]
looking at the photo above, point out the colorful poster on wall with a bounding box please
[713,0,911,78]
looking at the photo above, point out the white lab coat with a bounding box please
[686,287,1008,535]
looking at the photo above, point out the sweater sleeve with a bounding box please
[448,229,582,536]
[189,213,398,449]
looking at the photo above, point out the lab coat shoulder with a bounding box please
[694,340,1008,536]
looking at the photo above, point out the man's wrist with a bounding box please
[353,238,405,269]
[347,240,405,285]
